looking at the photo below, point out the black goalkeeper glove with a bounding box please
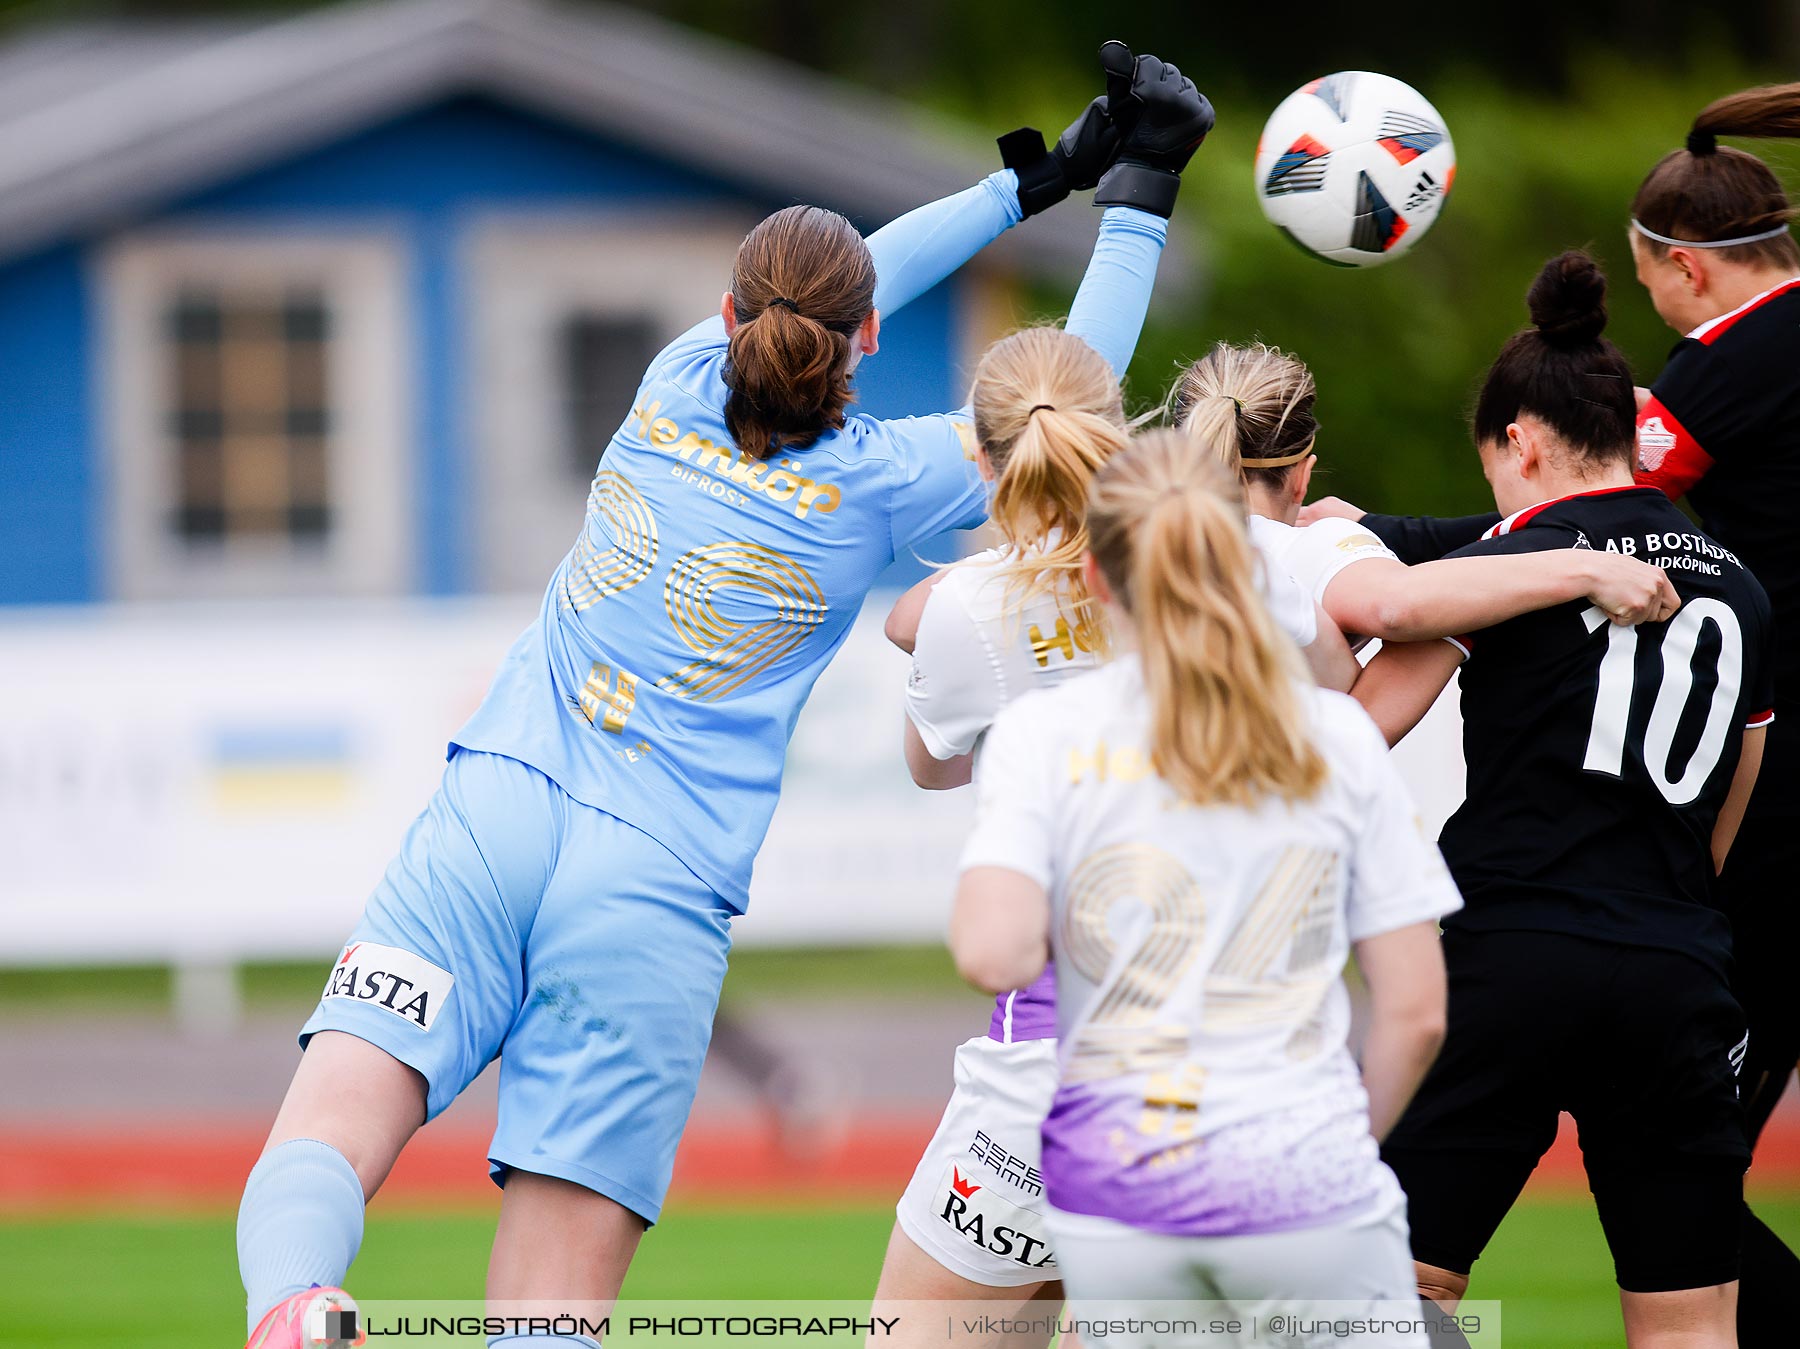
[1093,54,1215,219]
[997,40,1139,219]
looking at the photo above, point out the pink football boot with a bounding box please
[244,1286,365,1349]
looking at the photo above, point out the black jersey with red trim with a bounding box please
[1369,282,1800,593]
[1636,279,1800,707]
[1438,486,1774,975]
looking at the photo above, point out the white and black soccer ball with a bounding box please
[1254,72,1456,267]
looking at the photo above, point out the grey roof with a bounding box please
[0,0,1187,282]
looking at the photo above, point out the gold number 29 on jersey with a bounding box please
[563,471,829,735]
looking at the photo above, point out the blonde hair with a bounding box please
[1173,342,1319,492]
[970,327,1129,644]
[1087,430,1327,808]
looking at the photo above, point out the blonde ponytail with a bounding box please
[1172,342,1319,492]
[1088,430,1327,808]
[970,327,1129,646]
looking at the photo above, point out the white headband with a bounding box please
[1631,218,1793,249]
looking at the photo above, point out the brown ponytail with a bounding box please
[724,205,877,459]
[970,327,1129,643]
[1087,431,1327,809]
[1631,83,1800,270]
[1172,343,1319,495]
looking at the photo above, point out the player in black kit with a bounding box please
[1304,85,1800,1345]
[1625,94,1800,1262]
[1353,252,1773,1349]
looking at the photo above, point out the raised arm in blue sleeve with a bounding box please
[868,171,1025,318]
[657,171,1025,363]
[1065,206,1169,378]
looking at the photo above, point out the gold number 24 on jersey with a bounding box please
[1060,841,1341,1136]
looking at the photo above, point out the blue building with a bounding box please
[0,0,1107,604]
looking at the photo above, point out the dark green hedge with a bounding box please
[1028,63,1795,517]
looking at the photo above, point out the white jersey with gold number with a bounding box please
[961,656,1461,1237]
[906,543,1318,762]
[896,541,1329,1285]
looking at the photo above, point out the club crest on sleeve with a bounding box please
[323,942,455,1029]
[1638,416,1677,472]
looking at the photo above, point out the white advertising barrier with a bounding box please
[0,601,1465,965]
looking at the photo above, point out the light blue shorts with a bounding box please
[299,748,733,1224]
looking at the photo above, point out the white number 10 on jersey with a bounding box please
[1580,599,1743,807]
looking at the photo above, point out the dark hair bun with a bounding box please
[1527,250,1610,348]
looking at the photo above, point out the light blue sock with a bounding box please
[237,1138,366,1334]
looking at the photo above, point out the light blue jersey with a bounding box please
[295,176,1169,1231]
[455,178,1167,911]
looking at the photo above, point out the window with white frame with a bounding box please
[102,233,410,599]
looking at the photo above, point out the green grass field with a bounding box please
[7,956,1795,1344]
[6,1196,1799,1347]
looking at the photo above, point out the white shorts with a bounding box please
[1045,1191,1428,1349]
[895,1034,1060,1287]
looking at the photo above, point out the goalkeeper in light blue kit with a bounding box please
[236,45,1217,1349]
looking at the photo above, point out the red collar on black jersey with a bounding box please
[1687,276,1800,346]
[1482,485,1655,539]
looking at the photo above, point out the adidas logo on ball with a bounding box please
[1406,170,1444,213]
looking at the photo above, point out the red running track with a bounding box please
[7,1111,1800,1212]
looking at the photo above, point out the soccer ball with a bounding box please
[1253,72,1456,267]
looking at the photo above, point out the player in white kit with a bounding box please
[951,433,1463,1348]
[1171,343,1681,645]
[875,335,1345,1335]
[874,339,1677,1335]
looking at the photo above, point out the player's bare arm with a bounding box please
[1304,602,1361,691]
[884,569,949,654]
[1322,547,1679,641]
[903,717,974,790]
[1713,726,1766,874]
[1353,920,1449,1141]
[1352,637,1465,747]
[950,867,1050,995]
